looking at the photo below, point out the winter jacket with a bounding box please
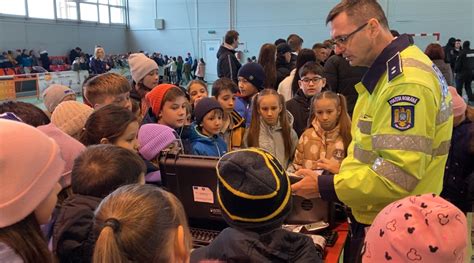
[286,88,312,137]
[290,119,346,172]
[243,114,298,169]
[217,45,241,84]
[433,59,453,86]
[234,94,256,128]
[195,61,206,78]
[277,69,296,102]
[190,123,227,157]
[190,227,322,263]
[276,57,292,88]
[324,54,367,116]
[0,242,23,263]
[221,110,246,150]
[441,119,474,212]
[53,194,102,263]
[89,57,107,75]
[455,48,474,79]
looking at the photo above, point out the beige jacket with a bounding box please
[290,118,345,171]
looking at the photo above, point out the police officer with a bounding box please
[291,0,453,261]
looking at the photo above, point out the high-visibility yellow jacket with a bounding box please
[319,35,453,225]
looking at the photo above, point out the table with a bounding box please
[324,222,349,263]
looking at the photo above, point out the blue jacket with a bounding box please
[234,94,255,128]
[190,123,227,157]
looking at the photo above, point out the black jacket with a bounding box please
[191,227,322,263]
[276,57,292,89]
[455,49,474,79]
[324,54,367,116]
[441,119,474,212]
[217,45,241,84]
[286,89,312,137]
[53,194,102,263]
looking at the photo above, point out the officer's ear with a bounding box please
[367,18,382,37]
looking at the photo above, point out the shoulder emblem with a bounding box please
[388,95,419,131]
[386,52,403,82]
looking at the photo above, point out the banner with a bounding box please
[37,70,90,95]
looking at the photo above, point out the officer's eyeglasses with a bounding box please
[301,77,324,84]
[331,22,368,47]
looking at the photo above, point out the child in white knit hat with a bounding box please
[128,53,159,117]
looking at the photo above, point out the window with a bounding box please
[0,0,26,16]
[0,0,126,24]
[56,0,77,20]
[110,6,124,24]
[79,3,98,22]
[98,4,109,24]
[28,0,55,19]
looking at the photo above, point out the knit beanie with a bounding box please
[0,119,65,227]
[448,86,467,117]
[128,53,159,83]
[363,193,467,263]
[194,97,223,125]
[145,84,177,118]
[216,148,292,233]
[42,84,76,113]
[138,124,177,160]
[51,101,94,138]
[237,62,265,91]
[37,123,85,189]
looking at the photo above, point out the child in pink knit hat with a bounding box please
[138,123,181,184]
[0,119,65,262]
[362,193,468,263]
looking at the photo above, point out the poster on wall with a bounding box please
[37,70,90,95]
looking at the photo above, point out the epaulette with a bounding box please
[386,52,403,82]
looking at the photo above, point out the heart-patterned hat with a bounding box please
[362,193,467,263]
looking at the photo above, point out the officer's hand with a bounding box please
[316,157,340,174]
[291,169,320,199]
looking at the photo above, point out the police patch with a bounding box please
[391,105,414,131]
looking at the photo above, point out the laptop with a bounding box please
[159,149,333,225]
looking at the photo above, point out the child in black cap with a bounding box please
[235,62,266,127]
[190,97,227,157]
[190,148,322,262]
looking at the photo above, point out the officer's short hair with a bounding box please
[326,0,389,29]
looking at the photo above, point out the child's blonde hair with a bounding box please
[309,91,352,151]
[84,72,131,106]
[93,184,192,263]
[247,89,293,159]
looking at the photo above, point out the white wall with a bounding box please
[128,0,474,60]
[0,16,128,57]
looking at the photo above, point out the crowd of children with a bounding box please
[1,29,474,262]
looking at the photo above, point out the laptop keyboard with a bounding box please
[190,227,220,247]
